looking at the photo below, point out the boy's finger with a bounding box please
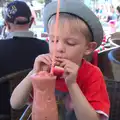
[34,57,50,72]
[59,61,66,67]
[46,54,52,63]
[54,61,61,66]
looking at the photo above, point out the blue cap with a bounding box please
[3,1,32,25]
[43,0,103,47]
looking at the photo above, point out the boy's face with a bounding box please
[48,19,96,65]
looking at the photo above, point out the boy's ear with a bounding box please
[84,42,97,55]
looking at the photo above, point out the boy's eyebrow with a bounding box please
[49,35,79,41]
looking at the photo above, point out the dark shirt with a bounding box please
[0,37,49,116]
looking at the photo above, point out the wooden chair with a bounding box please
[105,78,120,120]
[0,69,31,120]
[99,49,120,120]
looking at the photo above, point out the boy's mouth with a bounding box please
[55,56,62,58]
[55,55,65,59]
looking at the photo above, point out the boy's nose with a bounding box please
[56,42,65,53]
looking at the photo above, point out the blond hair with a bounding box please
[48,13,92,42]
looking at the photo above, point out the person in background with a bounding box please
[107,5,117,22]
[116,6,120,21]
[115,6,120,31]
[0,1,49,118]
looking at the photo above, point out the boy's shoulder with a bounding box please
[77,59,104,85]
[78,59,103,77]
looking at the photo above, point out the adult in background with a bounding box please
[0,1,49,118]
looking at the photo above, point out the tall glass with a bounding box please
[31,71,58,120]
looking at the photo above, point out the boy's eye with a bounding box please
[67,41,76,46]
[67,43,76,46]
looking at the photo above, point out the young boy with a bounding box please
[10,1,110,120]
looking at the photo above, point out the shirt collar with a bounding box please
[6,31,35,39]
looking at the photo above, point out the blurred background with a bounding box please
[0,0,120,40]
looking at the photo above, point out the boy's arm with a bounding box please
[68,83,100,120]
[10,70,34,109]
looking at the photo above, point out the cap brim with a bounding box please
[43,0,103,47]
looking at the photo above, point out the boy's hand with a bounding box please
[33,54,61,73]
[59,58,79,86]
[34,54,52,73]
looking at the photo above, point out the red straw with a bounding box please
[50,0,60,74]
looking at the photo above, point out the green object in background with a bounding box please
[100,47,103,51]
